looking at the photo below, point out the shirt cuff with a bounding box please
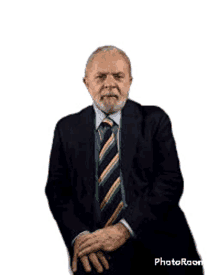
[71,230,90,246]
[119,218,135,238]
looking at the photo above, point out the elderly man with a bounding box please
[45,46,203,275]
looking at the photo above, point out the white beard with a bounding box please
[93,95,129,114]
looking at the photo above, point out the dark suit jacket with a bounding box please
[45,99,202,269]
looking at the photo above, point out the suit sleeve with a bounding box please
[119,219,135,237]
[122,109,184,239]
[45,121,90,254]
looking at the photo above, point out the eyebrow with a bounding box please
[96,72,125,76]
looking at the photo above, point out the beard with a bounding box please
[94,94,129,114]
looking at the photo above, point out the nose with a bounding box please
[104,74,115,88]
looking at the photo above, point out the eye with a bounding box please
[96,74,106,80]
[113,74,123,80]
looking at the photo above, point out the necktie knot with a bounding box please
[101,117,114,129]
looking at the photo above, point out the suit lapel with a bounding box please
[76,106,96,200]
[120,99,141,189]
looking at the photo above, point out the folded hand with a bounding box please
[77,223,130,258]
[72,233,110,274]
[78,251,110,273]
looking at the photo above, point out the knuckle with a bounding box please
[81,255,88,263]
[88,253,95,260]
[96,251,103,258]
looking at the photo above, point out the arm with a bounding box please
[45,121,90,255]
[122,109,184,239]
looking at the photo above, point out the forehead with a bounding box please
[89,50,129,74]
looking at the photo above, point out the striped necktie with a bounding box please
[98,116,124,228]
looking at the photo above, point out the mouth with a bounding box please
[102,95,118,100]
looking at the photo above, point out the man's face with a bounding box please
[84,50,132,114]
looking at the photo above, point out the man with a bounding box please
[45,46,203,274]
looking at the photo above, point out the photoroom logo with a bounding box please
[155,257,203,266]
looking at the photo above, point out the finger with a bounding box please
[89,253,104,273]
[79,237,98,252]
[78,243,102,258]
[96,251,110,270]
[72,244,78,272]
[77,233,93,247]
[78,229,102,247]
[72,255,77,273]
[80,255,92,273]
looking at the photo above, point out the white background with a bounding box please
[0,1,219,274]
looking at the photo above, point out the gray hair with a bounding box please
[85,45,132,78]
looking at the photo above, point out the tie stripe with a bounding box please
[104,201,124,228]
[98,125,110,143]
[99,162,119,189]
[98,153,119,184]
[99,139,117,171]
[102,189,123,226]
[100,177,121,210]
[99,132,115,161]
[98,117,124,227]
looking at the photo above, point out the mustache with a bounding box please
[100,86,120,100]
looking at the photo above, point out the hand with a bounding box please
[77,223,130,258]
[79,251,110,273]
[72,233,110,274]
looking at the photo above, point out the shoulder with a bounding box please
[54,104,94,131]
[127,98,170,121]
[126,99,172,137]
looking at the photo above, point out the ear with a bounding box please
[83,77,89,88]
[129,77,133,85]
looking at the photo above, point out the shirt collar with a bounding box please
[93,103,121,129]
